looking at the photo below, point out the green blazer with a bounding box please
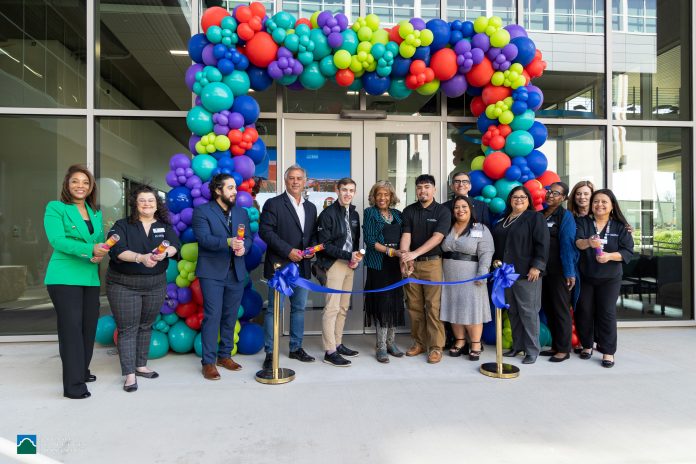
[44,201,104,286]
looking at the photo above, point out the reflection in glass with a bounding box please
[224,0,275,16]
[283,0,356,20]
[611,0,690,120]
[612,126,691,320]
[0,117,86,335]
[447,0,486,21]
[250,120,278,211]
[367,92,440,116]
[98,1,192,110]
[375,133,430,210]
[284,83,359,113]
[0,1,86,108]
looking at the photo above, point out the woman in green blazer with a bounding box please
[44,165,108,399]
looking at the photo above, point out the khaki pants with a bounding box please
[322,260,355,351]
[404,258,445,351]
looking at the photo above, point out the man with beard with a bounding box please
[192,174,252,380]
[399,174,451,364]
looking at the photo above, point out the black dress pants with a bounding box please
[47,285,100,396]
[541,271,572,353]
[575,277,621,355]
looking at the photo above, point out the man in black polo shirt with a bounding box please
[399,174,451,364]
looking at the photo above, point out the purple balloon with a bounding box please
[410,18,426,30]
[471,33,490,52]
[169,212,180,224]
[160,303,176,315]
[201,44,218,66]
[228,112,245,129]
[504,24,528,40]
[471,48,485,64]
[194,95,202,107]
[268,63,283,79]
[527,85,544,110]
[170,153,191,170]
[193,197,209,208]
[253,234,267,253]
[166,283,178,298]
[236,190,253,208]
[179,207,194,225]
[336,13,348,30]
[177,287,192,304]
[233,155,256,180]
[502,43,518,60]
[317,11,332,27]
[176,221,187,232]
[441,74,467,98]
[288,80,304,91]
[165,171,179,188]
[201,182,211,200]
[185,64,204,91]
[214,124,228,135]
[188,135,200,154]
[185,175,202,190]
[328,32,343,48]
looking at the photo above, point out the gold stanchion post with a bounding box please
[480,261,520,379]
[255,264,295,384]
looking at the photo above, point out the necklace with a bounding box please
[380,209,393,223]
[503,213,522,228]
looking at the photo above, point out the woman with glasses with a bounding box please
[574,189,634,368]
[105,185,179,392]
[539,182,579,363]
[492,186,549,364]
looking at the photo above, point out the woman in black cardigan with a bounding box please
[492,186,550,364]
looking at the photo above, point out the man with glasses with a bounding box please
[443,171,491,227]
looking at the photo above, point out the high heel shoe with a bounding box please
[468,341,482,361]
[579,349,593,360]
[448,339,468,357]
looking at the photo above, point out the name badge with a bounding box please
[600,238,608,245]
[426,218,437,222]
[547,221,555,228]
[153,228,165,233]
[470,230,483,238]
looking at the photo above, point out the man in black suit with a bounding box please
[443,171,491,227]
[259,164,317,368]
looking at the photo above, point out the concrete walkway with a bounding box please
[1,327,695,464]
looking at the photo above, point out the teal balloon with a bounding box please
[95,315,116,345]
[200,82,234,113]
[481,184,497,199]
[505,131,535,157]
[319,55,338,77]
[386,41,399,55]
[220,16,237,31]
[162,313,179,325]
[279,74,298,86]
[348,78,362,91]
[299,62,327,90]
[168,321,196,353]
[271,28,286,44]
[494,178,522,201]
[192,154,217,182]
[284,33,300,52]
[489,197,506,214]
[206,25,222,43]
[204,66,222,83]
[509,109,535,131]
[539,322,552,347]
[166,259,178,283]
[340,29,359,54]
[389,78,412,100]
[194,332,202,357]
[155,320,170,333]
[371,43,386,59]
[186,106,213,135]
[273,11,295,29]
[222,70,250,97]
[237,306,244,318]
[148,330,170,359]
[310,28,331,60]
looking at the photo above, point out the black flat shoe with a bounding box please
[289,348,316,363]
[539,350,557,357]
[573,347,583,354]
[503,350,524,357]
[135,370,159,379]
[549,353,570,363]
[123,381,138,393]
[64,391,91,399]
[85,374,97,382]
[601,356,615,368]
[579,349,593,360]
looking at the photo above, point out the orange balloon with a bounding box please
[466,57,494,88]
[237,23,254,41]
[201,7,229,33]
[296,18,311,27]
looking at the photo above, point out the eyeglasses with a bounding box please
[546,191,563,197]
[453,179,471,185]
[511,195,528,201]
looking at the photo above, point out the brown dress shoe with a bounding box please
[406,345,426,356]
[202,364,221,380]
[216,357,242,371]
[427,349,443,364]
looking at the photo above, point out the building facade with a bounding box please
[0,0,692,338]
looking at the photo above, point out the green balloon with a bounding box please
[148,330,170,359]
[186,106,213,136]
[481,184,497,199]
[299,62,327,90]
[168,321,196,353]
[389,78,411,100]
[310,28,331,60]
[180,242,198,262]
[340,29,359,55]
[222,70,250,97]
[471,155,485,171]
[490,28,510,48]
[416,78,440,95]
[191,154,217,182]
[334,50,352,69]
[319,55,338,77]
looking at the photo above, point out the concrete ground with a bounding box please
[1,327,695,464]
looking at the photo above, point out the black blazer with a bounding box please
[492,210,550,276]
[443,197,491,228]
[259,193,317,279]
[316,201,361,271]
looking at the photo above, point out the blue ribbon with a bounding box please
[268,262,520,308]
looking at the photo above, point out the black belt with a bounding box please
[415,255,441,262]
[442,251,478,262]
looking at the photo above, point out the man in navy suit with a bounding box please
[192,173,252,381]
[259,164,317,369]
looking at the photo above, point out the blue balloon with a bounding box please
[527,90,542,110]
[362,72,391,96]
[211,149,231,160]
[232,172,243,186]
[461,21,475,38]
[526,149,548,176]
[246,138,266,164]
[477,114,497,133]
[412,46,431,64]
[217,58,235,75]
[528,121,548,148]
[216,155,235,173]
[247,65,273,91]
[231,95,260,125]
[212,44,228,59]
[511,36,536,66]
[469,170,493,197]
[188,33,209,64]
[426,19,450,51]
[180,227,196,244]
[167,186,192,213]
[236,322,264,355]
[511,156,528,168]
[466,84,483,96]
[244,243,263,271]
[482,320,496,345]
[504,165,522,181]
[240,288,263,321]
[391,56,412,78]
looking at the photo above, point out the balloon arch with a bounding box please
[96,4,563,357]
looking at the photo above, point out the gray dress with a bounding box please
[440,224,495,325]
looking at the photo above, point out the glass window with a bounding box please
[0,116,86,335]
[447,0,487,21]
[612,0,691,120]
[612,126,692,321]
[283,82,359,113]
[0,1,86,108]
[98,1,192,110]
[525,0,550,31]
[367,0,416,24]
[252,120,278,211]
[367,92,440,116]
[376,133,431,210]
[225,0,275,16]
[251,85,278,113]
[492,0,515,24]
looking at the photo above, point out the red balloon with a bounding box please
[249,16,263,32]
[571,333,579,346]
[190,278,203,305]
[336,69,355,86]
[388,26,403,44]
[430,48,457,81]
[185,314,202,331]
[244,127,259,142]
[405,75,419,90]
[466,57,494,88]
[499,124,512,137]
[237,23,254,41]
[201,6,230,33]
[482,152,512,180]
[490,135,505,151]
[176,302,198,318]
[249,2,266,18]
[524,179,543,192]
[235,6,253,22]
[482,84,512,106]
[470,96,486,116]
[526,54,547,79]
[537,170,561,187]
[113,328,118,345]
[296,18,311,28]
[245,32,278,68]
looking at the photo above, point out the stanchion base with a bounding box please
[480,362,520,379]
[255,368,296,384]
